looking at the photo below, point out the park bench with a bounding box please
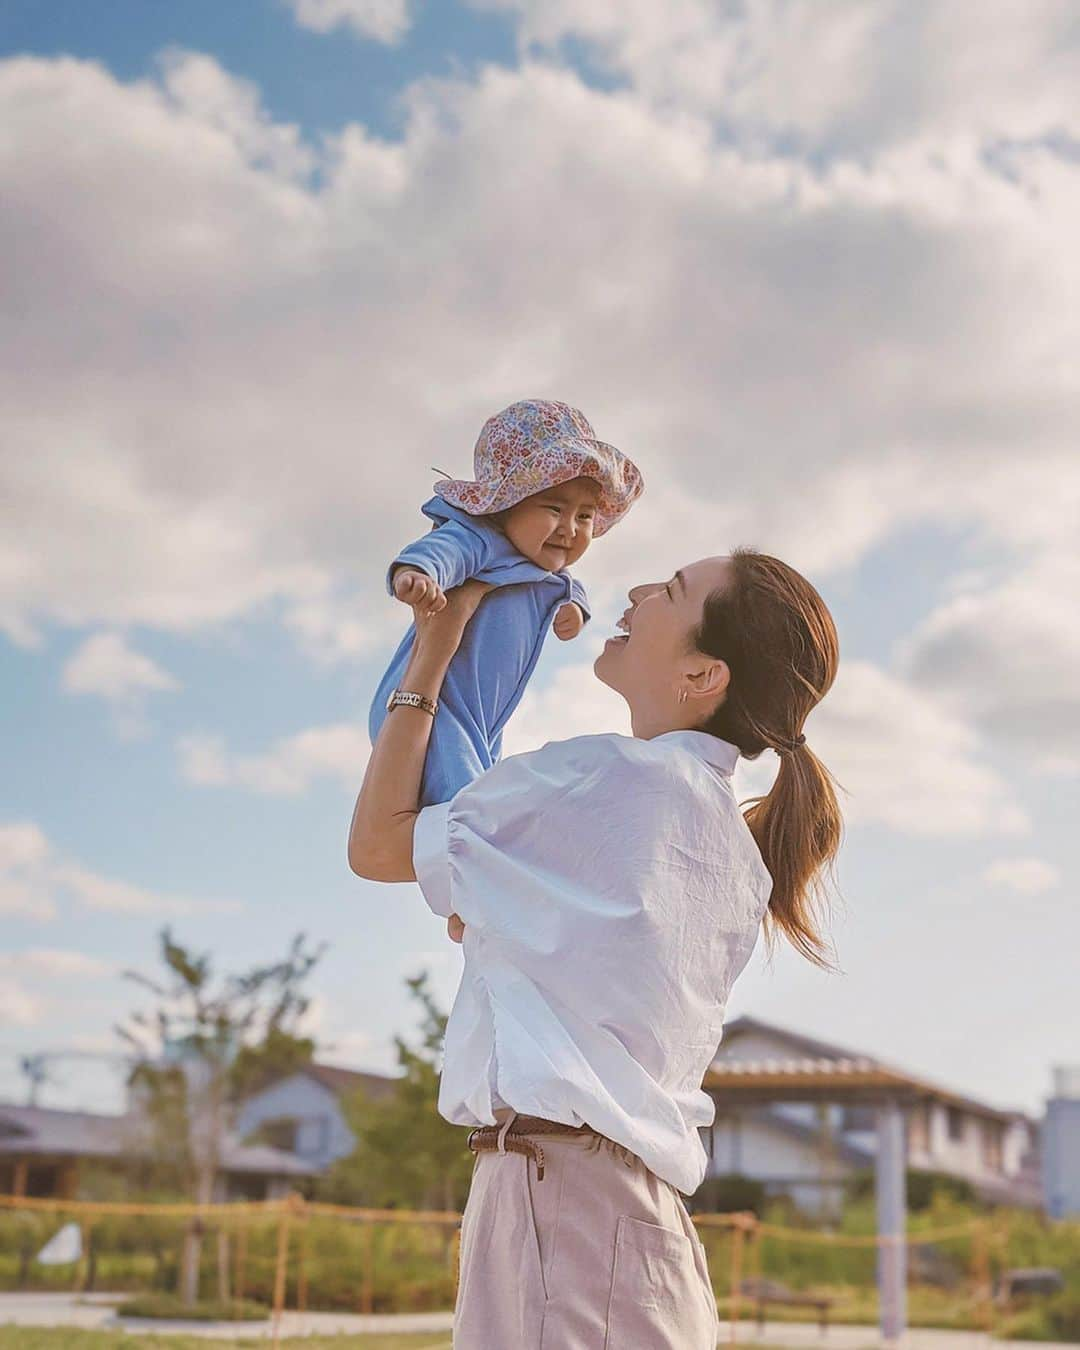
[996,1267,1064,1305]
[738,1277,833,1333]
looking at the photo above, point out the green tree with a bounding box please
[116,928,324,1303]
[319,972,474,1212]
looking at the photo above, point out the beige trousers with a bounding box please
[454,1121,719,1349]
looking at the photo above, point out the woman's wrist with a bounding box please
[401,640,452,701]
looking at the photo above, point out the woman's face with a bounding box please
[594,555,733,736]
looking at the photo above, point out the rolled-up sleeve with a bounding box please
[412,800,454,918]
[409,734,656,940]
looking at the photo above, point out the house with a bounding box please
[0,1101,318,1201]
[234,1063,398,1172]
[703,1017,1041,1217]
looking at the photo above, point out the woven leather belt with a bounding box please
[466,1114,604,1182]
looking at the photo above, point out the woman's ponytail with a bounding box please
[692,549,843,970]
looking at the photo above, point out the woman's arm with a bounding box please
[347,580,491,882]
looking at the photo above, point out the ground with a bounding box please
[0,1334,450,1350]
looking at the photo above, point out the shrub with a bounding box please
[846,1168,978,1211]
[693,1173,767,1215]
[117,1293,268,1321]
[1045,1292,1080,1343]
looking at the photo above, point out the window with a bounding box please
[258,1117,298,1152]
[982,1122,1004,1172]
[841,1106,876,1132]
[26,1165,59,1198]
[946,1106,966,1143]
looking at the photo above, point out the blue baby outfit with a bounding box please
[369,497,590,807]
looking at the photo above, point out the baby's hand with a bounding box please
[553,601,585,641]
[393,567,446,615]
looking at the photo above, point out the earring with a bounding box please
[677,688,688,704]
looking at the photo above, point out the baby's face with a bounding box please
[502,476,600,571]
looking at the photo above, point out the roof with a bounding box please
[0,1104,128,1161]
[714,1017,1027,1122]
[0,1102,317,1178]
[298,1063,398,1100]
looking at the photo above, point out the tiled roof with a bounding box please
[300,1063,398,1100]
[709,1056,883,1077]
[716,1018,1027,1122]
[0,1102,317,1177]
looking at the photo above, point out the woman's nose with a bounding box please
[628,582,661,604]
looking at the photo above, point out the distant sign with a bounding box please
[36,1222,82,1266]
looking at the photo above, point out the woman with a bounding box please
[349,549,842,1349]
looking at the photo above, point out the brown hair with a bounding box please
[692,548,843,969]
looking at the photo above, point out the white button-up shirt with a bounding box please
[412,729,773,1195]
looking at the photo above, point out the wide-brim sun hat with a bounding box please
[433,399,644,537]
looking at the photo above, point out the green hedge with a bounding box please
[116,1294,267,1321]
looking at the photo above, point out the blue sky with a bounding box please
[1,0,1077,1123]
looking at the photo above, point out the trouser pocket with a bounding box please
[603,1215,717,1350]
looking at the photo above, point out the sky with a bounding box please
[1,0,1078,1123]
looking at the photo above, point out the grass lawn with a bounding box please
[0,1333,452,1350]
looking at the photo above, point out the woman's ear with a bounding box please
[687,657,730,703]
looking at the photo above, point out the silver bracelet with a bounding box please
[386,689,438,717]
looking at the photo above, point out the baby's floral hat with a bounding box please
[433,399,644,537]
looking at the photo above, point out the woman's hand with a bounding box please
[348,580,493,883]
[447,913,465,943]
[410,578,494,664]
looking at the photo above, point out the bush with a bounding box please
[117,1293,268,1321]
[1046,1292,1080,1343]
[846,1167,978,1212]
[693,1173,767,1215]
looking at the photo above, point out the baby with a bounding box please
[369,399,644,807]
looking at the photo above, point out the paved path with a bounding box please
[1,1292,1076,1348]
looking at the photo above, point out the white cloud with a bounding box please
[0,977,42,1026]
[61,631,180,737]
[2,46,1078,674]
[801,661,1028,838]
[283,0,411,44]
[0,819,243,921]
[981,857,1061,896]
[177,723,370,795]
[0,26,1077,856]
[0,823,57,920]
[901,544,1080,770]
[473,0,1080,153]
[0,948,114,978]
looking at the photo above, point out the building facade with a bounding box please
[704,1017,1041,1217]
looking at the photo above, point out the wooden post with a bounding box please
[973,1220,993,1334]
[270,1206,291,1349]
[297,1212,309,1314]
[452,1222,462,1305]
[12,1160,28,1199]
[234,1222,248,1317]
[360,1221,375,1315]
[748,1217,763,1290]
[875,1100,908,1348]
[729,1217,746,1344]
[216,1227,230,1304]
[72,1221,90,1292]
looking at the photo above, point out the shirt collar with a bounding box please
[653,729,740,777]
